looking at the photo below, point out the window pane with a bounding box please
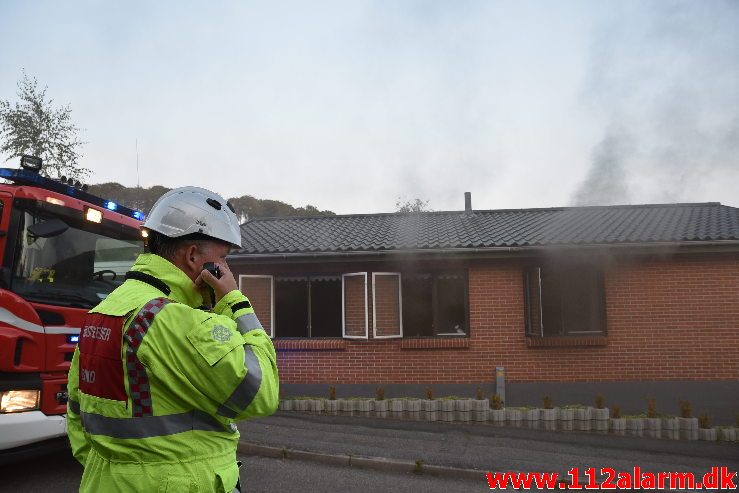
[435,276,466,335]
[275,278,308,337]
[402,276,433,336]
[561,269,602,334]
[538,265,604,336]
[310,278,342,337]
[540,269,563,336]
[12,210,143,308]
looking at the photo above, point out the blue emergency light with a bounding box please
[67,335,80,344]
[0,162,146,223]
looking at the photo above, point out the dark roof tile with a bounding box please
[237,203,739,255]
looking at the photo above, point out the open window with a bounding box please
[271,275,343,338]
[342,272,368,339]
[402,272,467,337]
[524,267,543,337]
[524,264,606,336]
[242,272,368,339]
[310,275,342,337]
[239,275,274,338]
[372,272,402,339]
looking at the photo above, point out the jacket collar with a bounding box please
[130,254,204,308]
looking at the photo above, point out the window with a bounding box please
[524,264,605,336]
[242,272,369,339]
[11,208,143,308]
[273,275,343,338]
[342,273,368,339]
[402,272,468,337]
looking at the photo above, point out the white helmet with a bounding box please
[143,186,242,248]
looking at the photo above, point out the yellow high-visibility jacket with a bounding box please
[67,253,278,493]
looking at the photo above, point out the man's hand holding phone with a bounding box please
[196,261,238,305]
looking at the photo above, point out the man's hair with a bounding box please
[147,231,214,261]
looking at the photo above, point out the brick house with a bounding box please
[229,199,739,423]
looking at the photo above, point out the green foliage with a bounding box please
[542,395,553,409]
[611,405,621,419]
[395,197,431,213]
[0,71,88,180]
[489,394,503,410]
[595,394,605,409]
[86,183,335,220]
[87,183,171,216]
[227,194,335,222]
[679,400,692,418]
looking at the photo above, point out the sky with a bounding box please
[1,0,737,214]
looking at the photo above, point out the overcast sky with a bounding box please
[1,1,737,214]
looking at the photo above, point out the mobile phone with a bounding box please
[203,262,221,279]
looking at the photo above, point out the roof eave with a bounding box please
[228,240,739,264]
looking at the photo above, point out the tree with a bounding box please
[85,183,336,221]
[0,71,89,180]
[395,197,431,213]
[227,194,335,221]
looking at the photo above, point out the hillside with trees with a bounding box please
[87,182,335,222]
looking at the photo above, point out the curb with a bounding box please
[237,441,486,481]
[237,441,704,492]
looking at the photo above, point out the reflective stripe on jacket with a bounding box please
[66,253,279,493]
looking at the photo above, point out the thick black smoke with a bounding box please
[573,1,739,206]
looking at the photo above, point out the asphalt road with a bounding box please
[0,449,82,493]
[242,455,489,492]
[0,449,489,493]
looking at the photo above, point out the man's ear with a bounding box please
[184,244,200,273]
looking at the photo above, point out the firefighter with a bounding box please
[67,187,278,493]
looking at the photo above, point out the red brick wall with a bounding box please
[231,254,739,384]
[601,256,739,381]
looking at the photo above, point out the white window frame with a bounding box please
[342,272,368,339]
[372,272,403,339]
[238,274,275,338]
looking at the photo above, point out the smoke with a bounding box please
[572,1,739,206]
[572,124,633,206]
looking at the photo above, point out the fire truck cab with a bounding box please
[0,156,144,463]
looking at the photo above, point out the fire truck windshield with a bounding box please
[11,209,144,308]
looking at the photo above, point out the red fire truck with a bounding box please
[0,156,144,463]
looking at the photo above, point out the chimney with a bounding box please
[464,192,472,212]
